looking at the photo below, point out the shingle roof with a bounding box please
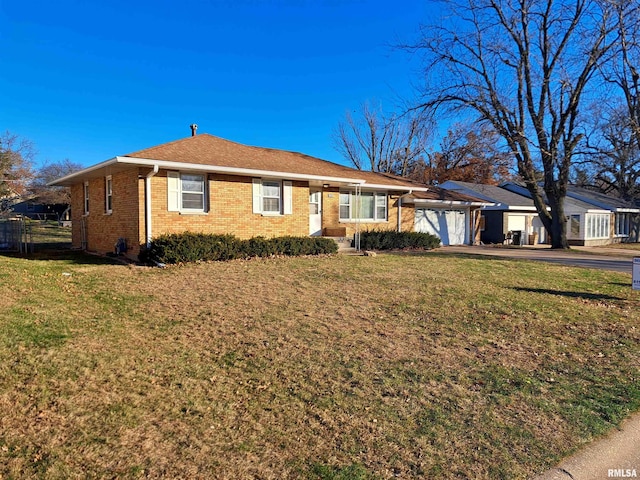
[125,133,421,189]
[442,181,535,207]
[408,186,488,204]
[567,185,639,211]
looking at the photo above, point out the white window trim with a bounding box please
[585,213,610,240]
[83,181,90,216]
[105,175,113,214]
[167,171,207,214]
[262,179,282,215]
[615,213,630,237]
[252,178,292,216]
[339,190,388,222]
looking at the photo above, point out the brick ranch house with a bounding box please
[50,132,487,259]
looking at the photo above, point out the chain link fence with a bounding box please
[0,217,72,253]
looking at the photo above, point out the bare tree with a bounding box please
[602,3,640,148]
[408,0,620,248]
[420,123,513,185]
[31,159,84,206]
[0,131,35,201]
[333,102,430,176]
[581,105,640,200]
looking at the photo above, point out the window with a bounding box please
[309,191,320,215]
[167,172,206,213]
[339,192,351,219]
[339,191,387,221]
[262,181,281,213]
[585,213,610,239]
[105,176,113,214]
[615,213,630,236]
[479,215,486,231]
[570,215,580,237]
[181,174,205,210]
[83,181,89,215]
[252,179,292,215]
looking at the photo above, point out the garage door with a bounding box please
[415,208,467,245]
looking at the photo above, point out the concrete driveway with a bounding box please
[440,245,636,274]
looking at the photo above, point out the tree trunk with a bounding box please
[546,197,570,249]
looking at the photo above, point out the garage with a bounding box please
[415,208,468,245]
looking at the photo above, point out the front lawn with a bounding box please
[0,252,638,479]
[600,242,640,251]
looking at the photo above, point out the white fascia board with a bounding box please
[115,156,367,185]
[413,199,492,207]
[505,205,540,211]
[47,157,119,186]
[612,207,640,213]
[360,182,428,192]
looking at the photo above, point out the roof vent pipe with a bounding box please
[190,124,198,136]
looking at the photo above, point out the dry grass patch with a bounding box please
[599,242,640,252]
[0,252,638,479]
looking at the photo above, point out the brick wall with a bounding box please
[148,172,310,241]
[71,168,419,258]
[70,170,142,257]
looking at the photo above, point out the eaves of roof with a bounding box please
[49,156,427,191]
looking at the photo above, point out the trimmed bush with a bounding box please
[139,232,240,264]
[359,230,441,251]
[139,232,338,265]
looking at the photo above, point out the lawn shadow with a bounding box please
[512,286,623,301]
[383,250,502,260]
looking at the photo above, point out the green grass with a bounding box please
[26,220,71,247]
[0,251,638,478]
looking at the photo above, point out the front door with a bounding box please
[309,190,322,236]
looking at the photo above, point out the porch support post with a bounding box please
[355,184,361,251]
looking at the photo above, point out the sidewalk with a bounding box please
[532,412,640,479]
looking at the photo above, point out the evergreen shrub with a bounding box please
[139,232,338,265]
[359,230,441,251]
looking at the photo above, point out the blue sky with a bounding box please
[1,0,431,169]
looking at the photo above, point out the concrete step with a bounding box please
[323,236,354,252]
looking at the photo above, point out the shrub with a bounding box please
[139,232,240,264]
[359,230,441,251]
[139,232,338,265]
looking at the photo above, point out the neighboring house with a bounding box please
[565,185,640,244]
[440,180,546,245]
[49,132,487,259]
[501,182,640,246]
[1,196,70,221]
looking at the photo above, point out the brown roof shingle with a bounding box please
[125,134,421,188]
